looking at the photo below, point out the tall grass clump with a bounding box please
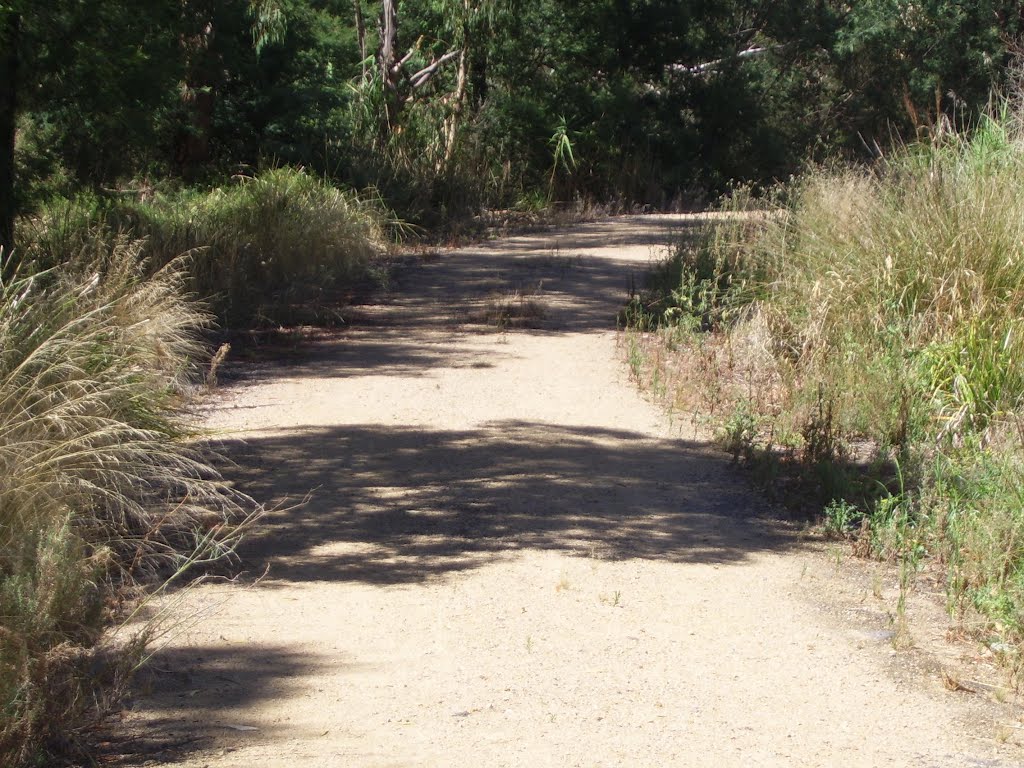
[0,238,254,765]
[628,109,1024,647]
[20,167,394,327]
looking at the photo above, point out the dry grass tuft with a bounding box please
[0,238,257,765]
[472,288,548,329]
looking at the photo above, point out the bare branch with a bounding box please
[391,48,416,77]
[409,49,462,89]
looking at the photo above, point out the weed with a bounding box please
[828,546,844,567]
[717,398,762,463]
[548,116,578,202]
[475,288,547,330]
[626,332,646,382]
[206,343,231,388]
[802,386,839,466]
[598,590,623,607]
[823,499,862,540]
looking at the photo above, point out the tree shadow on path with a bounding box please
[216,419,796,587]
[118,215,798,764]
[211,215,704,387]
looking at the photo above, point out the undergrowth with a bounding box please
[18,168,395,327]
[625,108,1024,661]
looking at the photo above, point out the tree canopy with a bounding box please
[3,0,1023,242]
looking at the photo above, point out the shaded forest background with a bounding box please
[4,0,1024,242]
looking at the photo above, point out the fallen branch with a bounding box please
[667,45,781,77]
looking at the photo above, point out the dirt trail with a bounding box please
[127,216,1021,767]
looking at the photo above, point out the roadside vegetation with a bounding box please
[0,167,390,765]
[20,168,393,327]
[624,106,1024,663]
[0,241,251,764]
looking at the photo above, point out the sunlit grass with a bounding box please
[627,108,1024,649]
[0,239,255,764]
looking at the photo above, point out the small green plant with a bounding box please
[719,400,758,462]
[598,590,623,607]
[823,499,862,539]
[625,332,646,382]
[547,116,577,201]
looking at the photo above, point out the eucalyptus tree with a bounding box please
[360,0,508,164]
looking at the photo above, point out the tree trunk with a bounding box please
[470,44,487,109]
[0,13,19,262]
[378,0,400,130]
[175,19,216,177]
[442,44,469,169]
[378,0,397,82]
[354,0,367,79]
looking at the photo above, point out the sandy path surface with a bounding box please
[125,216,1021,767]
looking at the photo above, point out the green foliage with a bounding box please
[931,448,1024,636]
[720,400,759,463]
[12,0,182,197]
[833,0,1020,139]
[10,0,1024,224]
[547,116,578,202]
[823,499,862,539]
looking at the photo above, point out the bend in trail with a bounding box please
[128,216,1018,767]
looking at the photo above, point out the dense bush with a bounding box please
[20,168,393,326]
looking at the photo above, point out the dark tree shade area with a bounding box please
[2,0,1023,243]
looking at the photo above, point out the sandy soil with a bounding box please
[121,215,1024,767]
